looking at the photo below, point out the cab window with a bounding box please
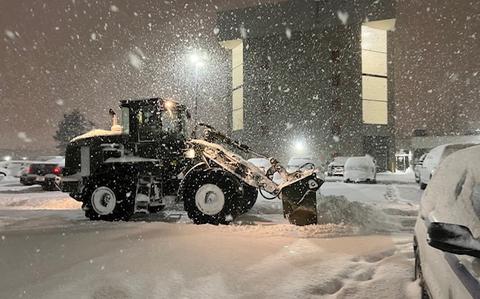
[136,104,161,141]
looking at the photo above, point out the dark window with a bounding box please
[331,49,340,63]
[331,120,341,135]
[331,97,341,112]
[413,129,427,137]
[332,74,341,87]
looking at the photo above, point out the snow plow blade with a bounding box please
[280,174,323,226]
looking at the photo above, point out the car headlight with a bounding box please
[185,148,196,159]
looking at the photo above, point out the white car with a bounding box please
[414,145,480,299]
[414,154,427,183]
[418,143,479,190]
[247,158,285,184]
[286,157,321,173]
[327,156,349,176]
[0,160,30,177]
[343,156,376,183]
[247,158,271,174]
[0,167,11,180]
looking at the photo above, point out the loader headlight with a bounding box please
[185,148,196,159]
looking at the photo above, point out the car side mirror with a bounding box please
[428,222,480,258]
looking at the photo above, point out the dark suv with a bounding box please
[20,157,64,190]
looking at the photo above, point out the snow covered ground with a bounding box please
[0,173,422,298]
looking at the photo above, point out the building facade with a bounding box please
[393,0,480,158]
[217,0,396,169]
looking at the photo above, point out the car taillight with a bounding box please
[25,166,31,174]
[53,166,62,175]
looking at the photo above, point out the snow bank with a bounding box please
[212,222,353,238]
[316,195,401,233]
[0,191,80,210]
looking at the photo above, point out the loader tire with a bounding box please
[84,180,135,221]
[181,169,240,225]
[240,185,258,214]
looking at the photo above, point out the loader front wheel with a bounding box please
[240,185,258,213]
[182,170,239,225]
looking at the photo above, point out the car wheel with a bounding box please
[0,172,6,180]
[414,247,431,299]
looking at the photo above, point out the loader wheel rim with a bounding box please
[91,187,116,215]
[195,184,225,215]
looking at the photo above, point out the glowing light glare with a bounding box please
[3,155,12,161]
[164,100,175,110]
[164,100,175,117]
[188,51,207,68]
[293,140,306,153]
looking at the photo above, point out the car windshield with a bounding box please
[1,1,478,298]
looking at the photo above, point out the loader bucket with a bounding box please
[280,174,323,226]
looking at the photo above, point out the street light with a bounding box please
[189,52,205,69]
[293,139,306,155]
[188,50,207,124]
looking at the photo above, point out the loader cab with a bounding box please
[119,98,188,162]
[120,98,187,143]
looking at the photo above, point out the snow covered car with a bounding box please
[418,143,479,190]
[327,156,348,176]
[0,160,30,178]
[343,156,376,183]
[414,145,480,299]
[286,157,321,173]
[0,167,10,180]
[414,154,427,183]
[247,158,271,174]
[20,157,64,190]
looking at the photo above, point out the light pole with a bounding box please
[188,51,206,125]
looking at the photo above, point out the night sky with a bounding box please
[0,0,282,154]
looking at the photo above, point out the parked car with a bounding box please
[414,145,480,299]
[0,167,10,180]
[248,158,285,184]
[0,160,30,178]
[418,143,479,190]
[20,157,64,190]
[327,156,349,176]
[343,156,376,183]
[414,154,427,183]
[247,158,271,174]
[286,157,322,173]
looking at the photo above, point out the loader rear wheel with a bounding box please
[84,182,134,221]
[182,169,240,225]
